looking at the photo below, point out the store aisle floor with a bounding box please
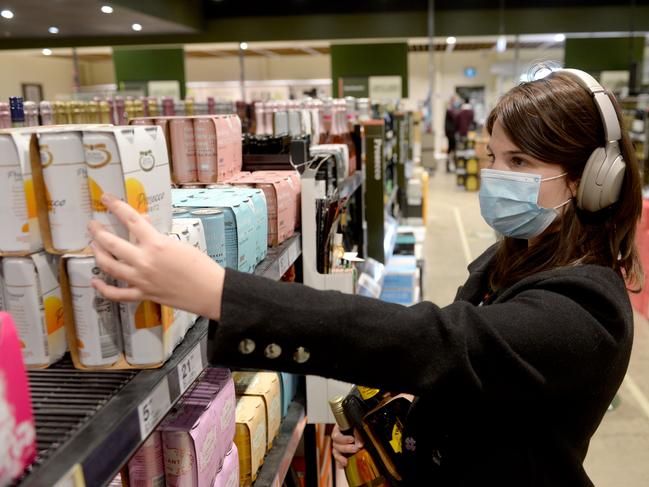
[423,170,649,486]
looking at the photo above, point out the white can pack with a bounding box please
[67,257,123,367]
[39,131,92,251]
[119,295,165,366]
[82,131,128,240]
[2,253,67,367]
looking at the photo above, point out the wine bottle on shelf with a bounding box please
[329,395,391,487]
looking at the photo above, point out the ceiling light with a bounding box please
[48,26,59,34]
[42,48,52,56]
[101,5,113,14]
[1,9,14,19]
[239,42,248,50]
[446,36,457,45]
[554,33,566,43]
[131,23,142,31]
[496,35,507,53]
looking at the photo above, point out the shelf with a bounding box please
[337,170,364,201]
[254,232,302,281]
[253,396,307,487]
[18,318,210,487]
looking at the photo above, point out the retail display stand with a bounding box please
[301,163,364,424]
[15,244,304,487]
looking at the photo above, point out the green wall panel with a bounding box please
[113,47,186,98]
[564,37,644,72]
[331,43,408,98]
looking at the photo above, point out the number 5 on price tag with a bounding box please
[138,378,171,439]
[177,343,204,394]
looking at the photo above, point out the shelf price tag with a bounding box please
[177,342,204,395]
[287,240,298,265]
[138,377,171,439]
[53,464,85,487]
[278,252,290,277]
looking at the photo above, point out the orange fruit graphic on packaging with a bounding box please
[21,179,38,233]
[77,338,85,349]
[162,306,174,332]
[88,177,107,212]
[126,178,148,214]
[135,300,162,329]
[44,295,65,334]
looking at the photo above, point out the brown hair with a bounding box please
[486,71,643,291]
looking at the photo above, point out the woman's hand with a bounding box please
[87,193,225,321]
[331,424,364,469]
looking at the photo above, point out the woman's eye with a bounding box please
[512,158,525,167]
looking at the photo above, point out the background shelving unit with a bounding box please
[16,240,304,487]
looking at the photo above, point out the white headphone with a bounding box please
[559,69,626,212]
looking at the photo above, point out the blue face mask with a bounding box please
[479,168,571,239]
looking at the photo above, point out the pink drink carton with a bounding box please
[127,431,166,487]
[212,444,239,487]
[0,312,36,484]
[249,170,301,229]
[230,174,294,246]
[160,368,236,487]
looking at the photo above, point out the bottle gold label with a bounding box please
[358,386,380,400]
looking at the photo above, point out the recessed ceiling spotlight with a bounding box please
[131,23,142,31]
[48,26,59,34]
[446,36,457,45]
[554,33,566,42]
[42,48,52,56]
[1,9,14,19]
[101,5,113,14]
[239,42,248,50]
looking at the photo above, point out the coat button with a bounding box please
[264,343,282,359]
[238,339,256,354]
[293,347,310,363]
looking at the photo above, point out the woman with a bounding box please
[88,69,641,486]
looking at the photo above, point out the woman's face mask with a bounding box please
[479,169,572,239]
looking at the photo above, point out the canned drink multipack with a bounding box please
[188,209,226,266]
[38,131,93,252]
[66,257,122,367]
[128,431,166,487]
[2,252,67,367]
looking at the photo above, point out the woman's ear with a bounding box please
[569,179,579,198]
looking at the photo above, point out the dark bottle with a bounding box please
[9,96,25,128]
[343,394,404,485]
[329,395,391,487]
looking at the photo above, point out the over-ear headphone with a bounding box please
[560,69,626,212]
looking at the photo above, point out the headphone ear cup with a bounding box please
[600,155,626,208]
[577,147,607,212]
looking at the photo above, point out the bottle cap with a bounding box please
[328,395,352,431]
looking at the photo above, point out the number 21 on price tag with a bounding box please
[178,343,203,395]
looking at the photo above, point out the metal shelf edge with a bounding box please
[254,233,302,281]
[253,397,307,487]
[20,318,210,487]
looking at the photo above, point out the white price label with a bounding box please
[278,252,290,277]
[288,241,298,264]
[138,377,171,439]
[53,464,84,487]
[177,343,203,394]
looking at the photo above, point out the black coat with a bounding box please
[208,245,633,486]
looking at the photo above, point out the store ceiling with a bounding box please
[0,0,197,39]
[203,0,649,17]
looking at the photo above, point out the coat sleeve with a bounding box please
[208,266,632,399]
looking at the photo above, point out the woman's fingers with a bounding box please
[331,425,355,445]
[333,450,348,468]
[333,442,361,455]
[91,279,143,302]
[89,220,140,264]
[353,429,364,448]
[100,193,159,244]
[91,240,138,283]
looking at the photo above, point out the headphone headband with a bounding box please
[560,68,622,142]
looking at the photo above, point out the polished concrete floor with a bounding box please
[423,169,649,486]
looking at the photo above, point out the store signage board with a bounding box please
[368,76,402,101]
[147,80,181,100]
[341,77,369,98]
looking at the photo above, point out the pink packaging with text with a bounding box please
[127,431,166,487]
[160,368,236,487]
[212,443,239,487]
[0,312,36,484]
